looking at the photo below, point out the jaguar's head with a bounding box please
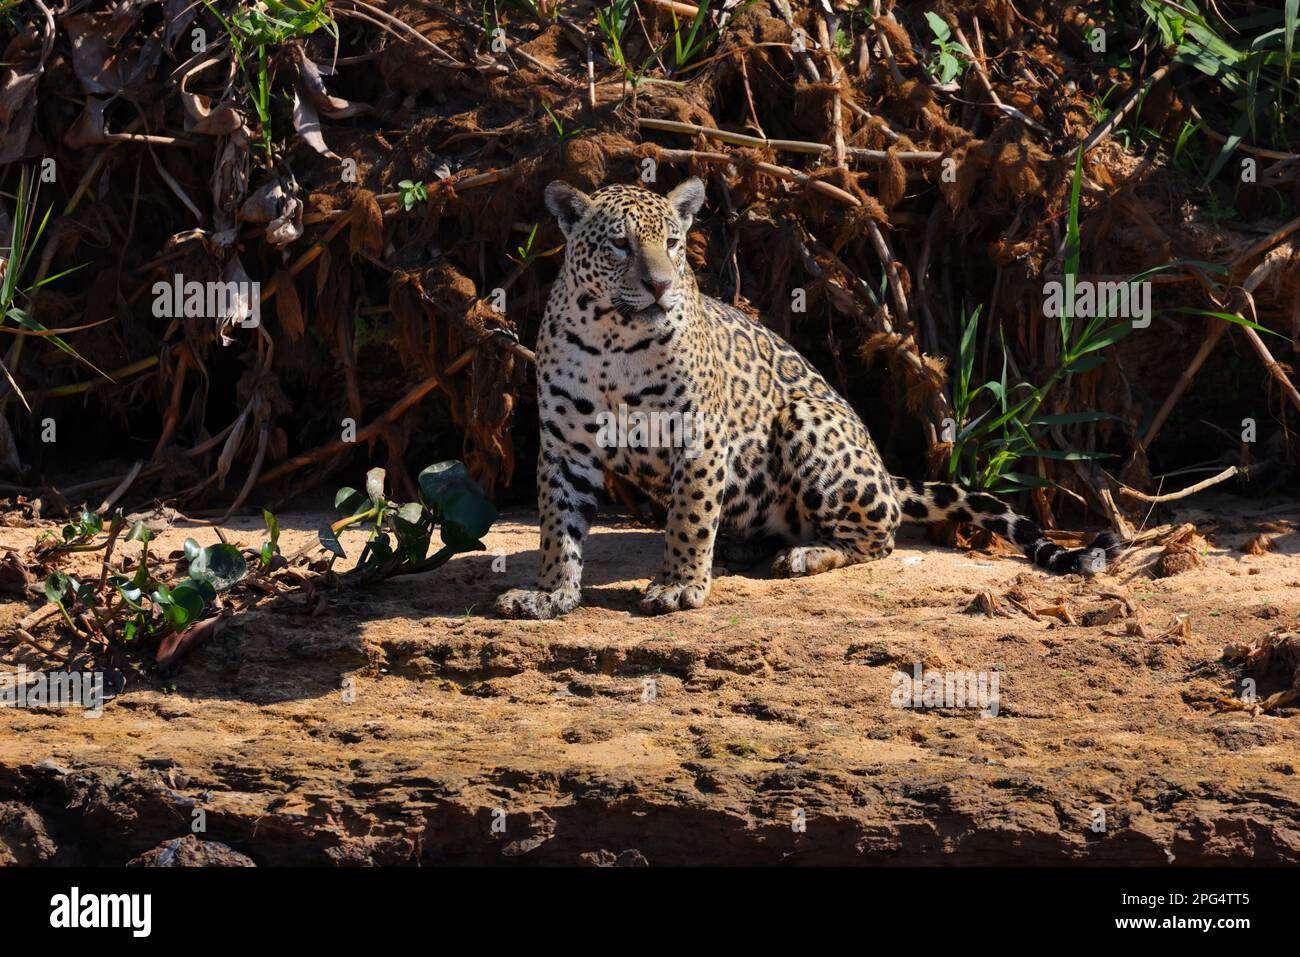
[544,178,706,321]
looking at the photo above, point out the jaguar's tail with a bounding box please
[891,478,1122,575]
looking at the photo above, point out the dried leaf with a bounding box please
[274,270,305,343]
[349,191,385,259]
[292,88,338,160]
[0,12,54,164]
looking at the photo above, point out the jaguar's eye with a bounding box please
[667,236,682,253]
[609,235,630,256]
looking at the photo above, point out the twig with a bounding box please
[815,12,847,168]
[1118,466,1240,503]
[1239,321,1300,414]
[1187,102,1300,161]
[1118,465,1237,504]
[12,628,72,666]
[255,307,535,490]
[1143,240,1296,448]
[1231,216,1300,271]
[864,220,910,328]
[1071,63,1175,158]
[414,4,577,85]
[335,0,487,73]
[24,355,160,401]
[951,19,1049,134]
[871,9,906,87]
[640,116,831,154]
[770,0,820,82]
[629,145,862,206]
[644,0,701,15]
[97,461,144,514]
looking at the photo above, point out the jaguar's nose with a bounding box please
[648,278,672,302]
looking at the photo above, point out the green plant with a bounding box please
[398,179,429,211]
[923,12,970,85]
[1134,1,1300,182]
[595,0,683,100]
[595,0,631,61]
[542,104,585,141]
[832,27,853,60]
[318,461,497,579]
[595,0,634,72]
[40,514,247,645]
[30,464,492,667]
[201,0,338,160]
[1,169,97,410]
[510,223,541,267]
[946,150,1234,492]
[669,0,733,70]
[258,509,282,568]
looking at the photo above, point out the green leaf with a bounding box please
[365,467,387,505]
[1203,110,1249,184]
[924,11,950,42]
[1285,0,1299,80]
[44,571,69,604]
[1063,354,1108,375]
[957,304,982,403]
[440,520,487,553]
[116,579,145,612]
[189,578,218,603]
[441,489,497,541]
[1064,148,1084,282]
[1170,308,1287,338]
[998,472,1054,489]
[188,543,247,591]
[166,580,208,629]
[391,512,432,562]
[263,509,280,549]
[1071,321,1135,357]
[318,523,347,558]
[334,486,369,517]
[417,461,480,509]
[126,521,153,544]
[361,532,394,569]
[183,538,202,563]
[395,501,425,524]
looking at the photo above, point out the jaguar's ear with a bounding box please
[667,177,705,230]
[545,181,594,237]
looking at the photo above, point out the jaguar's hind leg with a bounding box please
[771,532,895,577]
[714,533,783,571]
[769,397,902,579]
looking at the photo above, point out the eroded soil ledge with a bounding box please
[2,502,1299,865]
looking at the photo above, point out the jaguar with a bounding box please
[495,178,1118,619]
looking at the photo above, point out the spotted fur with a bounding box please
[495,180,1119,619]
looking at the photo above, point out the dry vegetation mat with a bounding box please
[0,0,1296,517]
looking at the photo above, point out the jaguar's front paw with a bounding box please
[495,587,580,620]
[638,578,711,615]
